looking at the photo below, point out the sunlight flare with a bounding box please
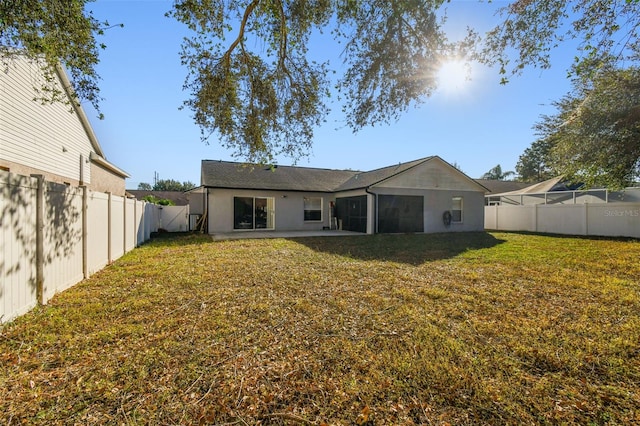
[436,59,470,93]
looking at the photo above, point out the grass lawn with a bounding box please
[1,232,639,425]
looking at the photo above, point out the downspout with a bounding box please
[365,186,378,234]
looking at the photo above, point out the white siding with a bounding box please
[0,56,93,184]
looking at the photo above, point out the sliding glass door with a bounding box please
[234,196,275,230]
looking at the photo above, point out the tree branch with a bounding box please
[222,0,260,67]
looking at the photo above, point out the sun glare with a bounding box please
[436,60,470,93]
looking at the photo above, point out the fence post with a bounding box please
[123,195,127,254]
[31,174,44,304]
[584,203,589,236]
[107,192,112,264]
[133,199,137,247]
[82,186,88,279]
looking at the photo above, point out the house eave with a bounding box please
[54,63,106,158]
[89,152,130,178]
[201,184,337,193]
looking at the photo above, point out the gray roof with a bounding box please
[474,179,531,194]
[201,157,481,193]
[485,176,565,196]
[201,161,358,192]
[335,157,433,191]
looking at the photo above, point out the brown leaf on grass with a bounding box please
[356,405,372,425]
[1,233,639,425]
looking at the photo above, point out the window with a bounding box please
[451,197,463,223]
[303,197,322,221]
[234,196,275,230]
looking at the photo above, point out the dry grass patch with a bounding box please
[1,232,639,425]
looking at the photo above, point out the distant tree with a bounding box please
[450,161,464,172]
[137,180,196,191]
[481,164,515,180]
[534,67,640,188]
[142,195,175,206]
[152,179,196,192]
[515,138,556,183]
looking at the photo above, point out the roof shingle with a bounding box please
[201,156,474,193]
[201,161,358,192]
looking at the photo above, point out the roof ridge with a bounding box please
[201,159,361,174]
[354,156,433,176]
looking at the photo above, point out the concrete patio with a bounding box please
[211,229,365,240]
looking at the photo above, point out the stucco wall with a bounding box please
[0,159,83,187]
[207,187,485,234]
[371,187,485,233]
[375,157,479,191]
[425,190,485,232]
[208,188,335,234]
[90,162,126,196]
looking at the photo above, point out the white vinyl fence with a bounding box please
[1,171,189,323]
[485,203,640,239]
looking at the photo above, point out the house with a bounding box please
[191,156,487,235]
[0,55,128,195]
[486,175,640,206]
[475,179,531,196]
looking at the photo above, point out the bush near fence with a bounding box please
[1,171,189,323]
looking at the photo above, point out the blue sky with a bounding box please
[86,0,575,189]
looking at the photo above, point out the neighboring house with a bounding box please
[0,55,128,195]
[128,190,190,206]
[475,179,531,196]
[192,156,487,235]
[487,175,640,205]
